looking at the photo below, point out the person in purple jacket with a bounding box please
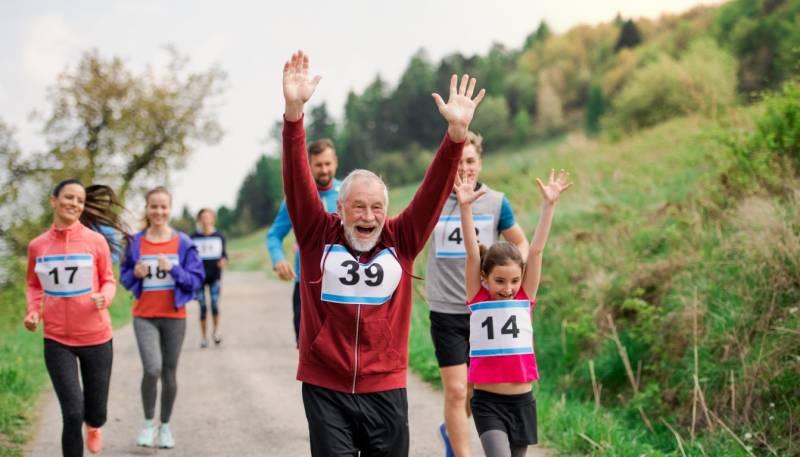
[120,186,204,449]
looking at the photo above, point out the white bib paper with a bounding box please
[469,299,533,357]
[35,254,94,297]
[433,214,496,258]
[194,237,223,260]
[140,254,180,291]
[320,244,403,305]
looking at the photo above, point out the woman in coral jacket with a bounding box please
[25,179,128,457]
[120,186,204,449]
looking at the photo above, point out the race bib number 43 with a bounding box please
[434,214,496,258]
[194,237,223,260]
[140,255,179,291]
[469,300,533,357]
[320,244,403,305]
[35,254,94,297]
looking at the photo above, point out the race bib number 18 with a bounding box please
[434,214,496,258]
[469,300,533,357]
[140,255,179,291]
[320,244,403,305]
[35,254,94,297]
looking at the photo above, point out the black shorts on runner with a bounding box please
[429,311,470,367]
[302,383,409,457]
[471,389,538,446]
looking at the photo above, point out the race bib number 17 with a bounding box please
[35,254,94,297]
[469,299,533,357]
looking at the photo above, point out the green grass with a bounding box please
[0,261,133,457]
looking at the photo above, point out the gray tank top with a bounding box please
[425,183,504,314]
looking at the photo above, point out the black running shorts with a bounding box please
[429,311,471,367]
[471,389,538,446]
[302,383,409,457]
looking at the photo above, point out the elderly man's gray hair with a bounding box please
[338,169,389,207]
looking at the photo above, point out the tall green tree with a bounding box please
[615,19,643,51]
[307,102,337,143]
[233,154,283,234]
[585,84,607,134]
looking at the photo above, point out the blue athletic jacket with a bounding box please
[120,230,205,309]
[266,178,341,282]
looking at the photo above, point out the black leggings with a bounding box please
[44,338,113,457]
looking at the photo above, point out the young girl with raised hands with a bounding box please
[120,186,204,449]
[455,169,571,457]
[25,179,129,456]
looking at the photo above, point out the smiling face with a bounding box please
[483,262,523,300]
[458,143,483,182]
[145,191,171,229]
[198,209,215,232]
[50,183,85,226]
[310,147,338,187]
[338,176,386,252]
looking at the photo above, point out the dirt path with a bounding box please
[27,272,549,456]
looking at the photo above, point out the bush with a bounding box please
[605,39,737,133]
[369,145,433,187]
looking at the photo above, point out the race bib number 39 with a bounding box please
[194,237,223,260]
[469,300,533,357]
[434,214,496,258]
[35,254,94,297]
[320,244,403,305]
[140,255,179,291]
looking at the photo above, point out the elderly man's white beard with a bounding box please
[342,212,384,253]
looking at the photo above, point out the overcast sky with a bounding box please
[1,0,718,214]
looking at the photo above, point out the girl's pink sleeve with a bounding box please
[26,243,43,315]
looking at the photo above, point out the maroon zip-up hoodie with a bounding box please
[283,117,464,393]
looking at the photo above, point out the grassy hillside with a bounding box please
[392,98,797,455]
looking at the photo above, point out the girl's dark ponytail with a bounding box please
[82,185,131,254]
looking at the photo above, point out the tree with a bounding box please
[388,49,442,149]
[469,95,512,149]
[39,48,226,202]
[233,154,283,234]
[512,109,532,145]
[524,21,551,50]
[615,19,643,51]
[585,84,607,134]
[307,102,337,143]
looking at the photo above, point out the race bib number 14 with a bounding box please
[320,244,403,305]
[469,299,533,357]
[35,254,94,297]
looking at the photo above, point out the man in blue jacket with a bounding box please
[266,138,340,344]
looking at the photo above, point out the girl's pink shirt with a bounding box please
[467,286,539,384]
[26,221,115,346]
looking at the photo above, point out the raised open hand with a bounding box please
[454,173,487,206]
[536,169,573,204]
[432,74,486,143]
[283,50,322,121]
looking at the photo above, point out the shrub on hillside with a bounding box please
[369,145,433,187]
[469,95,513,148]
[720,80,800,195]
[604,39,737,133]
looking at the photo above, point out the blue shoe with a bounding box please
[438,423,456,457]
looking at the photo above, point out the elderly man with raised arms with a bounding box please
[280,50,485,457]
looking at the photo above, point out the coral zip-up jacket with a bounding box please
[284,117,464,394]
[26,221,115,347]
